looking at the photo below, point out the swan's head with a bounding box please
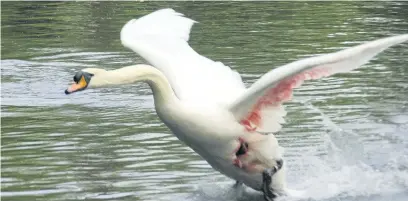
[64,68,106,95]
[65,65,162,95]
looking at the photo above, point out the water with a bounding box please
[1,1,408,201]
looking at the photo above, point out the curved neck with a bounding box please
[145,71,177,106]
[88,65,179,106]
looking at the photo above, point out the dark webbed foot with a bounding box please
[233,180,243,188]
[262,159,283,201]
[262,169,276,201]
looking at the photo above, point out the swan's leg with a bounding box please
[262,159,283,201]
[233,180,243,188]
[262,168,277,201]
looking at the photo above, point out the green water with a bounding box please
[1,1,408,201]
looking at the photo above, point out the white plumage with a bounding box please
[229,34,408,133]
[121,8,246,107]
[66,8,408,200]
[121,8,408,135]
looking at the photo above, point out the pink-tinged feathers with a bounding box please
[232,133,282,173]
[232,34,408,133]
[240,67,331,132]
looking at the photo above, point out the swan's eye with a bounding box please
[65,71,93,95]
[73,72,82,83]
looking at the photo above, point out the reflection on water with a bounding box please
[1,1,408,201]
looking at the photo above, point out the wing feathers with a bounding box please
[120,9,245,105]
[121,8,196,43]
[229,34,408,133]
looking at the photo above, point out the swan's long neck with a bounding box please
[145,71,176,106]
[88,65,178,106]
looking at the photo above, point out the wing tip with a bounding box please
[120,8,197,45]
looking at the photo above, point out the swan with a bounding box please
[64,8,408,200]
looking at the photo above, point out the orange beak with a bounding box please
[65,76,88,94]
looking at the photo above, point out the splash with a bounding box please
[182,102,408,201]
[281,102,408,201]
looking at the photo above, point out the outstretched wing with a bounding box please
[228,34,408,133]
[120,8,245,106]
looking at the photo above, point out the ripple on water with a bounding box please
[2,1,408,201]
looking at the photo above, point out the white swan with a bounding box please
[65,8,408,200]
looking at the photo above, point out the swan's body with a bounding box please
[65,8,408,200]
[70,65,286,193]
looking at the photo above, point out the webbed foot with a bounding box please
[233,180,243,188]
[262,159,283,201]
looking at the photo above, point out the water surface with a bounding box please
[1,1,408,201]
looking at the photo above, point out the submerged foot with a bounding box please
[262,159,283,201]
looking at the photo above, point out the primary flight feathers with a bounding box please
[120,8,408,134]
